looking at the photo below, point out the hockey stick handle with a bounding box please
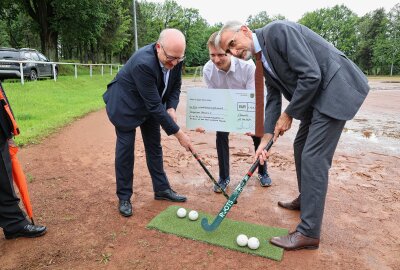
[247,137,274,175]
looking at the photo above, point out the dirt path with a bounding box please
[0,79,399,270]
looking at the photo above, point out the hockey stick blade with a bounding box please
[201,138,273,232]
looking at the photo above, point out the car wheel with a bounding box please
[29,69,38,81]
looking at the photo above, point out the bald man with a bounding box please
[103,29,194,217]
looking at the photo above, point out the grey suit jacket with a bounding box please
[255,21,369,133]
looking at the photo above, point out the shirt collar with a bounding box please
[216,56,236,73]
[252,33,262,54]
[159,61,168,73]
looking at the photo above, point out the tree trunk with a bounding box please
[22,0,55,57]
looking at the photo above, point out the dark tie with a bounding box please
[255,52,264,137]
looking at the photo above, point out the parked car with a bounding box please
[0,47,58,81]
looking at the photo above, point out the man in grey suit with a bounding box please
[216,21,369,250]
[103,29,194,217]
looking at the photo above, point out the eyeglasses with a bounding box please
[160,44,185,63]
[225,31,239,54]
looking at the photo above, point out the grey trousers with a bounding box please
[293,109,346,238]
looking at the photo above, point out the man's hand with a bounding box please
[167,108,177,123]
[273,112,293,141]
[174,129,194,152]
[254,133,273,165]
[244,132,254,136]
[8,138,16,147]
[195,127,205,133]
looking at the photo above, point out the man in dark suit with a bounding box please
[0,82,47,239]
[103,29,194,217]
[217,21,369,250]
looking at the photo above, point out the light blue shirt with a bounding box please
[252,33,276,78]
[159,62,170,97]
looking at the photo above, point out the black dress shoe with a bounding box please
[5,224,47,239]
[119,200,133,217]
[154,189,187,202]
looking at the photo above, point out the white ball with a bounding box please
[188,210,199,221]
[247,237,260,250]
[236,234,248,247]
[176,208,187,218]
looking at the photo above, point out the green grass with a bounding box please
[3,75,113,146]
[147,205,288,261]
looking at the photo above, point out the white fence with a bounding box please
[0,59,123,85]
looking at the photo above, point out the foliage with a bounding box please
[0,1,399,75]
[300,5,359,59]
[356,8,390,74]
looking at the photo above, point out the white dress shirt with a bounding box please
[203,56,255,90]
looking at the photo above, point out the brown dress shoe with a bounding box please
[270,231,319,250]
[277,196,300,210]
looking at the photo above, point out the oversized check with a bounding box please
[186,88,258,133]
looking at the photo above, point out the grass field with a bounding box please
[2,74,398,146]
[3,75,113,146]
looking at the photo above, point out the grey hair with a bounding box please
[215,21,243,47]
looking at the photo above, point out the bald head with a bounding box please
[158,28,185,44]
[156,28,186,69]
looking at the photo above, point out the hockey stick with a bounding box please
[190,149,235,202]
[201,138,273,232]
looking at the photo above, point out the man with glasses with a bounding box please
[103,29,194,217]
[216,21,369,250]
[200,32,272,193]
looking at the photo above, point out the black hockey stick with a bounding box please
[201,138,273,232]
[190,149,234,202]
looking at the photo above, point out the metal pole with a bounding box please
[390,30,397,76]
[19,63,24,85]
[133,0,138,51]
[75,65,78,78]
[52,64,56,81]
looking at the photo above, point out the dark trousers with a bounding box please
[115,117,170,201]
[0,140,28,234]
[216,132,267,180]
[293,109,346,238]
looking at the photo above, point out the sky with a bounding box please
[146,0,399,25]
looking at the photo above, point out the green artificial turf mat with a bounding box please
[147,205,288,261]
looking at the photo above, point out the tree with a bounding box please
[0,1,40,49]
[53,0,109,63]
[299,5,359,59]
[356,8,389,74]
[179,8,209,66]
[21,0,58,60]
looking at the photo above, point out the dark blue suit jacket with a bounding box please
[103,43,182,135]
[0,83,13,145]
